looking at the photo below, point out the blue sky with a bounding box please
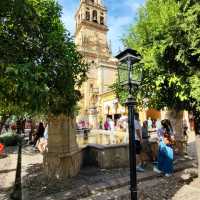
[58,0,145,55]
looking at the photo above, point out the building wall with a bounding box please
[75,0,118,127]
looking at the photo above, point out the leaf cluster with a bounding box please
[0,0,88,117]
[120,0,200,112]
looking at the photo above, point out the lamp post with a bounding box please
[116,48,142,200]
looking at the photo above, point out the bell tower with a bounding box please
[75,0,117,129]
[75,0,110,60]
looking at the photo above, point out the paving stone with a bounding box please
[21,132,199,200]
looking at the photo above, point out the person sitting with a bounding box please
[0,143,6,158]
[36,124,48,153]
[33,122,45,147]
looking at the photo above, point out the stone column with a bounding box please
[43,114,82,179]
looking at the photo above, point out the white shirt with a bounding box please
[123,119,141,141]
[109,120,115,131]
[134,120,142,141]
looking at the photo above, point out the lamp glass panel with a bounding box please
[131,65,142,82]
[118,63,128,83]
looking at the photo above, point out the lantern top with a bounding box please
[115,48,140,64]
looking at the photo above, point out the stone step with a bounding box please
[37,159,195,200]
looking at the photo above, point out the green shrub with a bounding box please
[0,132,21,146]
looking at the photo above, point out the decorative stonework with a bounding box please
[44,114,82,178]
[43,150,82,179]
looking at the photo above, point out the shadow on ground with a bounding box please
[21,161,197,200]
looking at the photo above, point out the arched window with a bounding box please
[86,11,90,20]
[92,10,98,23]
[100,16,104,25]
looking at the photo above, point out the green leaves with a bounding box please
[119,0,200,112]
[0,0,88,118]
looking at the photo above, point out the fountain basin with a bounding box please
[82,143,129,169]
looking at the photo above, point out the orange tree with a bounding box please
[0,0,88,119]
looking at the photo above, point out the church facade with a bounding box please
[75,0,124,128]
[74,0,191,133]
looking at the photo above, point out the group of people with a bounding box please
[103,114,177,176]
[131,115,177,176]
[130,116,175,176]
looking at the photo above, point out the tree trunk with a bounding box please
[162,109,184,154]
[162,109,183,137]
[43,114,81,179]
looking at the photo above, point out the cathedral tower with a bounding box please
[75,0,110,60]
[75,0,117,128]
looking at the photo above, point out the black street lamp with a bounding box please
[116,48,142,200]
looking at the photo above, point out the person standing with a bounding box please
[123,119,129,143]
[183,126,189,154]
[141,120,153,163]
[156,119,161,130]
[154,120,174,176]
[104,118,110,130]
[108,118,115,144]
[147,117,152,130]
[134,113,145,172]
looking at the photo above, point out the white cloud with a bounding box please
[58,0,145,54]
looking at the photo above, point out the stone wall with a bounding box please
[82,144,129,169]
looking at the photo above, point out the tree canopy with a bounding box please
[0,0,88,117]
[118,0,200,114]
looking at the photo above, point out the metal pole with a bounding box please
[126,96,137,200]
[126,58,137,200]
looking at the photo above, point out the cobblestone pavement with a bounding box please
[21,144,196,200]
[21,131,199,200]
[79,171,198,200]
[1,131,198,200]
[0,146,18,200]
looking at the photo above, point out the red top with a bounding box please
[0,143,4,154]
